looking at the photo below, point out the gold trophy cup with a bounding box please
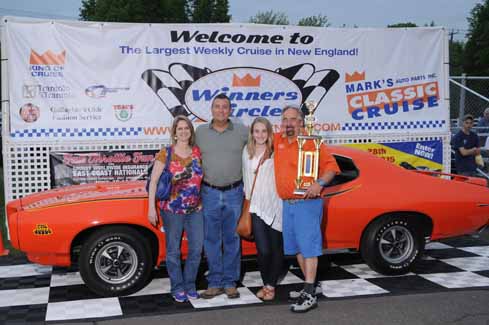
[294,101,323,195]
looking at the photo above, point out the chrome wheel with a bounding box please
[378,225,414,264]
[94,241,138,284]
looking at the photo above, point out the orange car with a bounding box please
[4,146,489,296]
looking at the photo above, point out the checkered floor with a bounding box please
[1,235,489,323]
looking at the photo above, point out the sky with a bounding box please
[0,0,483,41]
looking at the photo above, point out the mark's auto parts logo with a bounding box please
[344,71,440,121]
[29,49,65,78]
[142,63,339,122]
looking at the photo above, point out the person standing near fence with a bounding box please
[477,107,489,147]
[477,107,489,130]
[451,114,481,177]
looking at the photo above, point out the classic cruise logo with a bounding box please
[345,71,440,121]
[142,63,339,123]
[29,49,66,78]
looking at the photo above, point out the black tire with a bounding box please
[79,226,153,296]
[361,214,424,275]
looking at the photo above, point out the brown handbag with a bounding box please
[236,155,264,241]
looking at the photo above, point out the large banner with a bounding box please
[345,140,443,171]
[5,19,448,141]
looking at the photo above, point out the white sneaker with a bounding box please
[288,283,322,301]
[290,292,318,313]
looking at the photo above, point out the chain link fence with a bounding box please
[449,76,489,175]
[450,76,489,127]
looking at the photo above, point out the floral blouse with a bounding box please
[155,145,203,214]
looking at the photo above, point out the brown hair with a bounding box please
[171,115,196,146]
[246,117,273,160]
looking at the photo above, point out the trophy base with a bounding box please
[293,189,307,196]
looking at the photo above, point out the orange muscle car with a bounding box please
[4,146,489,296]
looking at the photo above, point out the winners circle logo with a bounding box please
[142,63,340,123]
[185,68,301,122]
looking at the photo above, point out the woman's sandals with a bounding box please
[256,286,275,301]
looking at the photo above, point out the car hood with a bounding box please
[19,181,147,210]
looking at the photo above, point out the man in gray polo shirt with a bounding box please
[196,93,248,299]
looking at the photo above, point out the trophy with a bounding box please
[294,101,323,195]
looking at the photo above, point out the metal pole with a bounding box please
[458,73,466,126]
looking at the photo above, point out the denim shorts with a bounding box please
[282,198,323,258]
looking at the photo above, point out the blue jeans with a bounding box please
[161,209,204,295]
[202,184,243,288]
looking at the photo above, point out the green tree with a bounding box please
[212,0,231,22]
[189,0,230,22]
[80,0,188,23]
[80,0,97,20]
[450,41,465,76]
[297,14,330,27]
[249,10,289,25]
[191,0,214,22]
[464,0,489,75]
[387,22,418,28]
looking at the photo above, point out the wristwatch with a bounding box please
[316,179,327,187]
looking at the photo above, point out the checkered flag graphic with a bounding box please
[276,63,340,115]
[142,63,211,119]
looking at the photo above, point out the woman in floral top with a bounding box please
[147,115,203,303]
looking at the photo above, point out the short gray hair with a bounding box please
[484,107,489,115]
[281,105,304,121]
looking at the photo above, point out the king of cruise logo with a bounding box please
[185,68,301,121]
[29,49,66,78]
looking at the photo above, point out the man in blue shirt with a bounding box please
[451,114,481,176]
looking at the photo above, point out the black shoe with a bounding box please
[290,292,318,313]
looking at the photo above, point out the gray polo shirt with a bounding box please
[196,119,248,186]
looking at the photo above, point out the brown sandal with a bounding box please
[262,287,275,301]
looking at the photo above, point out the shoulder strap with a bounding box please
[164,146,172,171]
[249,155,265,200]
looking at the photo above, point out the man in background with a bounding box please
[451,114,481,177]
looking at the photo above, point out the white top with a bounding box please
[242,147,283,232]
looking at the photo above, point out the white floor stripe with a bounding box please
[45,298,122,321]
[0,264,52,278]
[0,287,50,307]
